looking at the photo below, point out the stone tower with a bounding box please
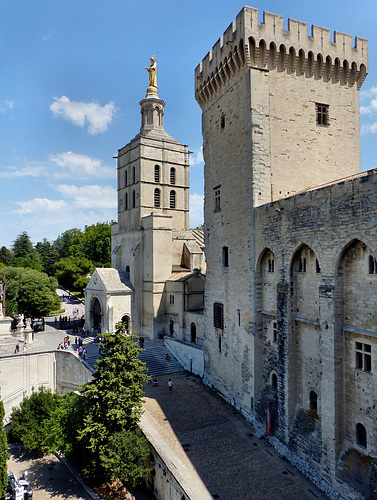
[195,7,368,419]
[111,72,191,338]
[116,89,190,235]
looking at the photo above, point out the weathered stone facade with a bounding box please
[195,6,375,499]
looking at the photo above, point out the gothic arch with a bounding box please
[90,296,103,331]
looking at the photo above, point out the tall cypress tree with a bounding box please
[78,324,150,486]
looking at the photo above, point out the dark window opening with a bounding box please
[298,257,307,272]
[316,103,329,126]
[214,302,224,329]
[221,113,225,129]
[316,258,321,273]
[237,309,241,327]
[170,167,176,185]
[169,294,174,305]
[154,188,160,208]
[309,391,318,413]
[271,374,278,391]
[222,246,229,267]
[214,189,221,212]
[356,423,367,449]
[125,193,128,210]
[369,255,377,274]
[191,323,196,343]
[273,322,278,343]
[170,190,176,209]
[125,170,128,187]
[154,165,160,183]
[132,190,136,208]
[132,166,136,184]
[268,259,275,272]
[355,342,371,372]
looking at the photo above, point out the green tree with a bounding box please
[78,324,150,485]
[53,228,83,259]
[2,267,60,318]
[81,222,112,266]
[12,232,36,260]
[0,391,8,499]
[35,238,60,276]
[54,256,94,293]
[10,387,62,454]
[0,246,12,266]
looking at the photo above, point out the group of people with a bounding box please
[13,343,27,354]
[57,335,71,350]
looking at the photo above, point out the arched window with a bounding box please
[124,192,128,210]
[121,315,130,332]
[170,167,176,185]
[132,190,136,208]
[309,391,318,413]
[154,165,160,183]
[154,188,160,208]
[191,323,196,343]
[356,423,367,448]
[170,190,176,209]
[125,170,128,187]
[132,166,136,184]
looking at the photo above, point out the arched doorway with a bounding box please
[91,297,101,330]
[121,314,131,333]
[191,323,196,343]
[169,319,174,336]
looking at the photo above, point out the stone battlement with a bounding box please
[195,6,368,105]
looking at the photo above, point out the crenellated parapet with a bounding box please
[195,6,368,107]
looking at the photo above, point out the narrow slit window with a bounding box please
[170,190,176,209]
[170,167,176,185]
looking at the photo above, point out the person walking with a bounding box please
[168,379,173,392]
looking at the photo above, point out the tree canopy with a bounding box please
[1,221,112,294]
[2,266,60,318]
[10,323,150,491]
[78,324,150,484]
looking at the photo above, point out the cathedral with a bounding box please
[86,6,377,498]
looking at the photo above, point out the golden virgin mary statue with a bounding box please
[145,56,158,96]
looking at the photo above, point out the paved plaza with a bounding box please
[143,372,329,500]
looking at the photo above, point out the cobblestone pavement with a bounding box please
[143,372,329,500]
[7,445,91,500]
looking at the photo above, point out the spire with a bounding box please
[140,57,165,132]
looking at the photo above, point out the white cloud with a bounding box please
[190,146,204,166]
[14,198,68,214]
[361,122,377,135]
[50,151,114,178]
[54,184,117,209]
[50,96,117,134]
[0,164,47,179]
[189,193,204,228]
[0,101,14,114]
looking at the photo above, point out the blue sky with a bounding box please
[1,0,377,249]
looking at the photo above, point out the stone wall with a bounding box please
[0,351,93,422]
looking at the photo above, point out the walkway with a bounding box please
[142,372,329,500]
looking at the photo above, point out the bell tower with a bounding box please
[116,59,190,233]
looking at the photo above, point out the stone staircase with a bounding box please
[139,338,184,378]
[81,336,184,378]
